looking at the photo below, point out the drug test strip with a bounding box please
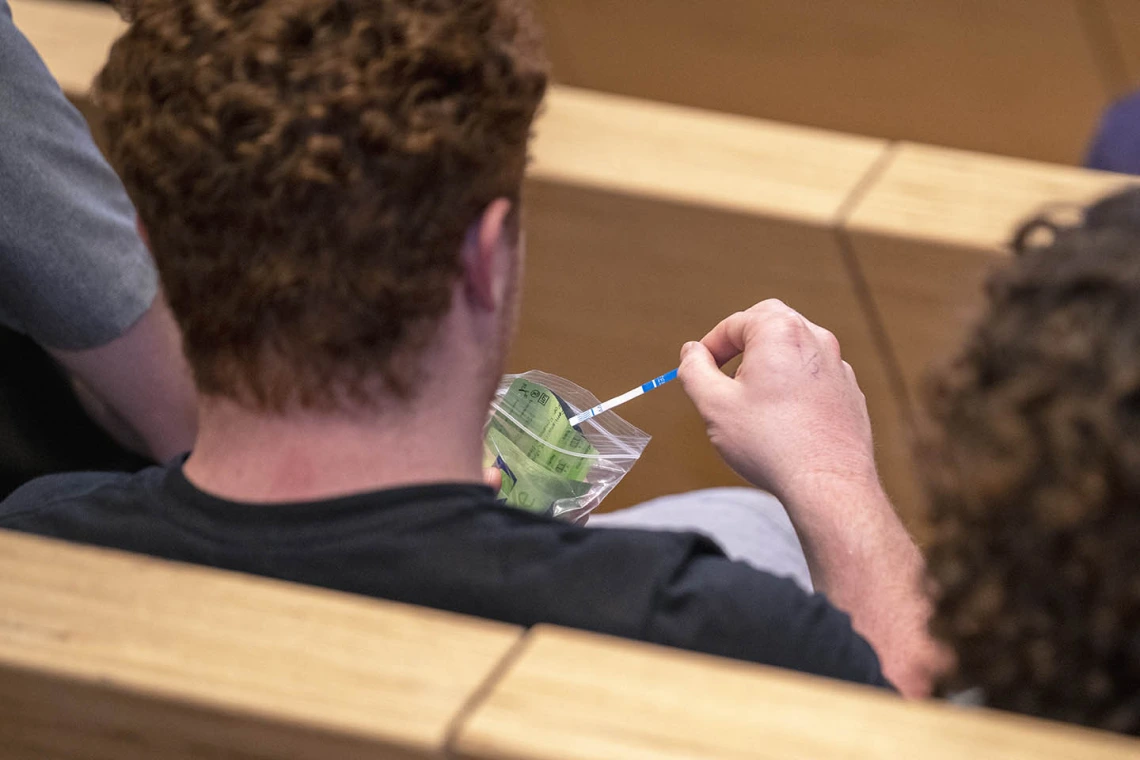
[567,369,679,427]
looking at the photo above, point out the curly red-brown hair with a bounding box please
[95,0,548,409]
[920,188,1140,733]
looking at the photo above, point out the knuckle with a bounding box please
[720,310,750,334]
[774,311,804,334]
[751,298,787,315]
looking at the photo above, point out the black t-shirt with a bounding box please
[0,463,890,688]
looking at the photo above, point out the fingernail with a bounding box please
[681,341,698,357]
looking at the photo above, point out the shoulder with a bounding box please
[0,468,162,523]
[0,4,156,348]
[1097,92,1140,146]
[1088,92,1140,173]
[643,553,890,688]
[1104,91,1140,122]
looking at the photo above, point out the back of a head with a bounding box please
[921,187,1140,732]
[95,0,548,410]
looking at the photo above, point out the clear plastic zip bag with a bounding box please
[484,370,651,522]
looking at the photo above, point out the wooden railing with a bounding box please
[531,0,1137,164]
[4,529,1140,759]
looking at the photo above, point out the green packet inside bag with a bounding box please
[484,371,651,521]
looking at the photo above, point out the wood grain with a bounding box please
[1100,0,1140,86]
[532,87,888,224]
[533,0,1111,165]
[0,530,522,759]
[14,0,1118,166]
[454,625,1140,760]
[845,143,1136,400]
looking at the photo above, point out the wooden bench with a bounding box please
[1102,0,1140,87]
[11,0,1136,163]
[0,529,520,759]
[5,528,1140,759]
[7,0,125,96]
[843,143,1137,411]
[532,0,1128,164]
[456,625,1140,760]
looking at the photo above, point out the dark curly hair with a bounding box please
[920,187,1140,733]
[95,0,548,409]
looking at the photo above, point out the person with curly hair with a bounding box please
[0,0,942,696]
[921,187,1140,732]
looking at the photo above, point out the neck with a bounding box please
[183,392,488,504]
[183,278,509,503]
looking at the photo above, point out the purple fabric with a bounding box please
[1087,91,1140,176]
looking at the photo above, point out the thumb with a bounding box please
[678,341,732,414]
[483,466,503,492]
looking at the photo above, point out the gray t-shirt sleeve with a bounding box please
[0,1,157,350]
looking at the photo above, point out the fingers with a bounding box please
[806,323,843,365]
[483,466,503,491]
[700,300,844,365]
[698,310,751,367]
[690,301,847,399]
[699,299,794,366]
[678,340,734,414]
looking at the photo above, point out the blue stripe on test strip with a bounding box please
[640,369,679,393]
[567,368,679,427]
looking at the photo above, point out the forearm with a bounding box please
[782,475,944,697]
[50,296,198,462]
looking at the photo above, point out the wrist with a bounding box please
[779,469,920,591]
[775,463,886,518]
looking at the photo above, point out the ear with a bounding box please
[461,198,516,311]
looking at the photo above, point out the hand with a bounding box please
[679,300,880,506]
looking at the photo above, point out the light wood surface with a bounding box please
[18,0,1118,166]
[844,143,1136,401]
[1101,0,1140,86]
[455,625,1140,760]
[531,88,888,224]
[518,89,923,524]
[8,0,126,95]
[533,0,1112,165]
[0,529,521,759]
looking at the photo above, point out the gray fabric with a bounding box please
[590,488,814,593]
[0,1,156,349]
